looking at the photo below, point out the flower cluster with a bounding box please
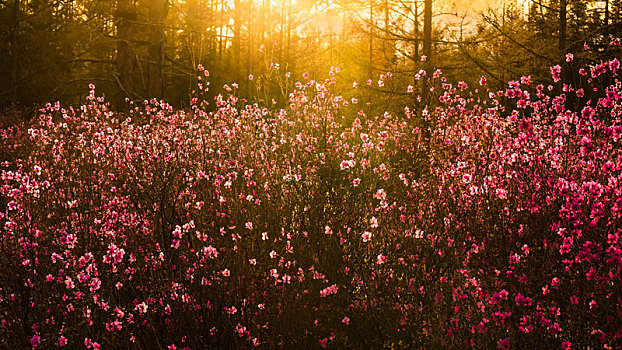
[1,55,622,348]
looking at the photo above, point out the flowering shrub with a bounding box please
[1,59,622,348]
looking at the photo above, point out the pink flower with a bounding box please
[136,302,148,314]
[362,231,372,243]
[89,278,101,292]
[589,300,598,309]
[342,316,350,325]
[576,88,584,97]
[377,254,386,264]
[497,338,509,350]
[320,284,339,297]
[551,65,562,82]
[65,276,75,289]
[495,188,507,199]
[31,335,40,347]
[370,216,378,228]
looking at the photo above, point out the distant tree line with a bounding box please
[0,0,620,113]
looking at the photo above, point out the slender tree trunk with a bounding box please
[279,0,284,64]
[246,2,252,95]
[8,0,19,104]
[414,0,419,60]
[413,0,419,97]
[558,0,566,54]
[369,0,373,79]
[115,0,138,102]
[286,0,292,69]
[422,0,432,105]
[384,0,392,66]
[559,0,567,82]
[219,0,225,63]
[368,0,374,116]
[233,0,242,82]
[148,0,168,99]
[423,0,432,59]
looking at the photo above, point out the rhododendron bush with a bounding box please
[2,58,622,349]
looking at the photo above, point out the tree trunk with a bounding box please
[233,0,242,82]
[369,0,373,79]
[246,2,252,96]
[423,0,432,60]
[559,0,567,82]
[286,0,292,69]
[279,0,284,64]
[115,0,137,102]
[8,0,19,104]
[148,0,168,99]
[414,0,419,60]
[413,0,419,98]
[558,0,566,53]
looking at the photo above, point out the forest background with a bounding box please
[1,0,621,115]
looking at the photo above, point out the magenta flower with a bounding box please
[31,335,40,347]
[497,338,509,350]
[551,65,562,82]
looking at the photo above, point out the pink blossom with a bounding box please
[320,284,338,297]
[377,254,386,264]
[551,65,562,82]
[497,338,509,350]
[136,302,148,314]
[370,216,378,228]
[31,335,40,347]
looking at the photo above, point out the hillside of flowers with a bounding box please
[2,56,622,349]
